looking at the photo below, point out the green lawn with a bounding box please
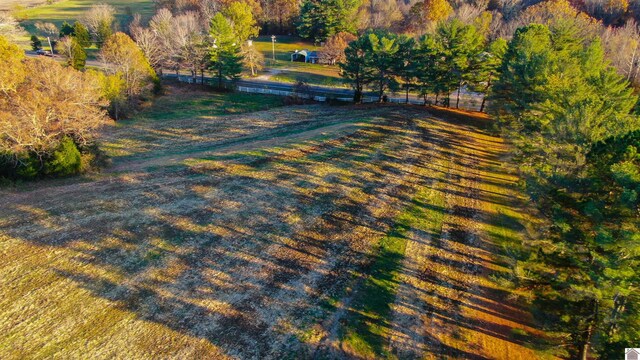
[253,35,343,81]
[0,0,47,12]
[271,71,346,87]
[134,89,284,122]
[253,35,320,62]
[14,0,155,34]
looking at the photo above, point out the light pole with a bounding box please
[271,35,276,62]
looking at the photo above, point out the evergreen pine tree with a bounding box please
[297,0,359,43]
[59,21,75,38]
[468,38,507,112]
[73,22,91,48]
[30,35,42,51]
[209,13,243,90]
[490,22,640,359]
[339,35,372,103]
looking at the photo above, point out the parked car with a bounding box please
[35,49,53,57]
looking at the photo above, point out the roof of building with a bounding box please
[292,50,318,58]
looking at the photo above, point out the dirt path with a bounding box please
[108,119,363,173]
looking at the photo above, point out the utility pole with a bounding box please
[47,36,53,55]
[271,35,276,62]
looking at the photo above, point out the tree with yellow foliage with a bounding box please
[603,0,629,23]
[99,32,158,99]
[0,36,26,94]
[408,0,453,33]
[0,36,109,178]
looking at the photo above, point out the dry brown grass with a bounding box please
[0,89,554,359]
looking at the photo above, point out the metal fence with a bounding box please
[169,74,484,111]
[237,86,332,102]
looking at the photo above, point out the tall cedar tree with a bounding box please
[490,23,640,359]
[59,21,74,38]
[209,13,243,89]
[30,35,42,51]
[73,22,92,48]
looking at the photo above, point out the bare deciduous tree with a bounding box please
[0,57,109,157]
[357,0,404,30]
[319,32,356,65]
[149,8,179,72]
[602,20,640,85]
[130,16,165,72]
[172,11,210,81]
[242,42,264,76]
[35,21,59,50]
[0,13,26,42]
[82,3,116,45]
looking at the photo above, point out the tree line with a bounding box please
[149,0,638,37]
[490,22,639,360]
[140,0,640,91]
[340,18,505,108]
[17,0,640,91]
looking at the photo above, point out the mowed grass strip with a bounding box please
[341,176,448,359]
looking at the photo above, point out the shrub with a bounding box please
[0,137,84,181]
[43,137,82,176]
[0,151,40,179]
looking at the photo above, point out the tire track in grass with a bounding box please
[336,118,450,359]
[340,219,408,358]
[387,153,449,359]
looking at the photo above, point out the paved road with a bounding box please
[25,51,104,68]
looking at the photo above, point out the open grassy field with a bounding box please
[0,84,558,359]
[1,0,45,12]
[253,36,345,86]
[12,0,155,33]
[254,35,322,63]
